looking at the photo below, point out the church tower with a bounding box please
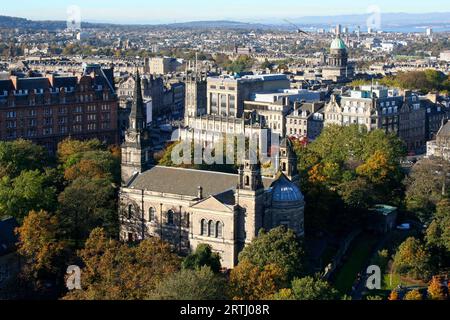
[279,137,299,183]
[121,70,152,184]
[236,152,265,244]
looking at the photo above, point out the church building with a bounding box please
[119,73,305,269]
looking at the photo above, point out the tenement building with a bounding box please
[119,74,305,269]
[324,85,403,134]
[427,120,450,161]
[0,64,118,152]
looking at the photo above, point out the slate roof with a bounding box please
[128,166,274,198]
[16,77,50,91]
[53,76,78,89]
[0,80,14,92]
[0,217,19,256]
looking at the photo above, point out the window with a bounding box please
[127,205,133,219]
[149,207,156,222]
[216,221,223,238]
[208,220,214,237]
[201,219,207,235]
[245,176,250,186]
[167,210,174,225]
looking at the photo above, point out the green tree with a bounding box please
[405,158,450,223]
[0,139,49,178]
[151,267,227,300]
[274,276,340,300]
[238,226,304,281]
[57,177,117,245]
[182,244,221,273]
[0,170,57,221]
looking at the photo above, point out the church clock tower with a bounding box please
[121,70,152,184]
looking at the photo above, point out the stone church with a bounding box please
[119,72,305,268]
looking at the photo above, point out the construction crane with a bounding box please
[283,19,310,37]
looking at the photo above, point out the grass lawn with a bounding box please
[333,233,379,294]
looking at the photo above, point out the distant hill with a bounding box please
[279,12,450,29]
[0,15,114,30]
[1,12,450,32]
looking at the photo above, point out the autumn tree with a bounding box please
[393,237,433,281]
[64,228,180,300]
[296,125,406,233]
[182,244,221,273]
[427,276,447,300]
[404,289,423,300]
[57,138,103,165]
[150,267,227,300]
[228,260,286,300]
[388,290,399,300]
[16,210,66,294]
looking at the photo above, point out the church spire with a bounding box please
[129,69,145,131]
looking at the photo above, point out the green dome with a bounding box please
[330,37,347,50]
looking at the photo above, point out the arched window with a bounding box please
[127,205,133,219]
[216,221,223,238]
[245,176,250,186]
[167,210,174,225]
[201,219,207,235]
[149,207,156,222]
[208,220,214,237]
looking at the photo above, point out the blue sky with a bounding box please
[2,0,450,23]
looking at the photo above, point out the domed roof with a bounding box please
[270,174,304,203]
[330,37,347,50]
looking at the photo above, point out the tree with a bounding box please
[64,228,180,300]
[237,226,304,281]
[296,125,406,233]
[57,177,117,245]
[0,170,57,222]
[388,290,399,300]
[229,261,286,300]
[405,158,450,223]
[182,244,221,273]
[0,139,49,178]
[57,138,103,166]
[427,276,447,300]
[16,210,66,292]
[393,237,433,281]
[426,199,450,252]
[283,276,340,300]
[63,150,119,183]
[150,267,226,300]
[404,289,423,300]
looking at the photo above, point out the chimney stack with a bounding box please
[197,186,203,199]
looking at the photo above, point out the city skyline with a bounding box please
[2,0,450,24]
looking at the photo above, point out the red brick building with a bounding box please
[0,65,118,152]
